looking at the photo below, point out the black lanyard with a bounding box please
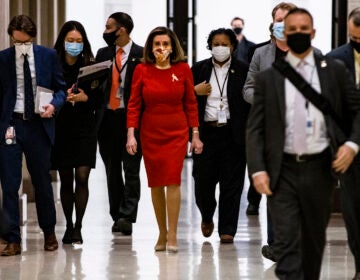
[114,55,128,83]
[212,66,230,103]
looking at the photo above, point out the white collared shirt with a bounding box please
[204,58,231,122]
[283,50,329,154]
[14,44,36,113]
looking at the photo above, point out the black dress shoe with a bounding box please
[117,218,132,235]
[72,227,83,244]
[353,272,360,280]
[261,245,277,262]
[112,222,121,233]
[246,203,259,215]
[62,227,73,244]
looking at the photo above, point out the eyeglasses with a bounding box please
[13,41,32,46]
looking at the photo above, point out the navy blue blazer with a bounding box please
[0,45,66,145]
[327,43,356,80]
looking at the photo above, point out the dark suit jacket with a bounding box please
[246,50,360,190]
[191,57,250,146]
[0,45,66,145]
[327,43,356,80]
[233,36,256,65]
[95,42,143,109]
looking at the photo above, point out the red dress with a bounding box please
[127,62,199,187]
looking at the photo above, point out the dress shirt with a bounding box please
[14,45,36,113]
[112,40,132,109]
[204,58,231,122]
[354,49,360,87]
[284,50,329,155]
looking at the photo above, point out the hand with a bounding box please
[66,88,88,103]
[189,137,203,154]
[332,144,356,173]
[194,81,211,96]
[126,129,138,155]
[40,104,55,118]
[252,172,272,196]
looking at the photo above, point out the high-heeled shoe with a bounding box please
[62,227,74,244]
[167,245,178,253]
[154,244,166,252]
[72,227,83,244]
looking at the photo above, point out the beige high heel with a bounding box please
[167,245,178,253]
[154,244,166,252]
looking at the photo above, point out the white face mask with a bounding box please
[211,46,230,62]
[15,43,32,56]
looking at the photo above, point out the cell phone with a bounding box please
[72,82,79,94]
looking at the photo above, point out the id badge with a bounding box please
[5,126,16,145]
[119,87,125,108]
[217,109,227,124]
[306,116,314,135]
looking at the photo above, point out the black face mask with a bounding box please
[233,27,243,35]
[286,32,312,54]
[350,40,360,53]
[103,29,119,46]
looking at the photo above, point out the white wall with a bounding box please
[66,0,332,61]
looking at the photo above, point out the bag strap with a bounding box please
[272,58,344,131]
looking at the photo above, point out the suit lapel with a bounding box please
[274,70,286,124]
[315,53,332,102]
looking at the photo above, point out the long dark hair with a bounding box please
[54,20,94,66]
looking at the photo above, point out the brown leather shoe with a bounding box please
[201,222,214,237]
[44,233,58,251]
[1,243,21,256]
[220,234,234,243]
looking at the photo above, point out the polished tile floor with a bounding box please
[0,155,356,279]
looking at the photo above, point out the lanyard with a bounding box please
[213,66,230,106]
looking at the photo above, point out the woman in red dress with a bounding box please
[126,26,203,252]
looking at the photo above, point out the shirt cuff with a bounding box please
[345,141,359,155]
[252,171,267,179]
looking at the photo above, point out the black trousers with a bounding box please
[340,155,360,272]
[269,150,334,280]
[97,109,142,223]
[192,124,247,236]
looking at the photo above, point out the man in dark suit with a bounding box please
[96,12,143,235]
[247,8,360,279]
[192,28,250,243]
[327,8,360,280]
[230,17,255,65]
[0,15,66,256]
[244,2,297,262]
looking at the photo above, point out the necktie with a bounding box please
[23,54,34,119]
[109,48,123,110]
[293,61,307,154]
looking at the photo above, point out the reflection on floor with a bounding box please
[0,156,355,279]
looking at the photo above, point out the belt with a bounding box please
[204,121,227,127]
[107,108,125,114]
[283,149,329,163]
[12,112,39,120]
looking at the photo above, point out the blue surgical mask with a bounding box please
[64,42,84,57]
[273,21,285,41]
